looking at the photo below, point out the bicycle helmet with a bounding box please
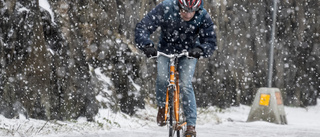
[178,0,202,12]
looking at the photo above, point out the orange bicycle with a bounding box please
[152,50,192,137]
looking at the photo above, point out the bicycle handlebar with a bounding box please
[150,50,193,59]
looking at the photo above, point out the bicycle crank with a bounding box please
[175,122,187,130]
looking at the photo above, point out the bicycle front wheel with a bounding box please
[168,87,174,137]
[169,104,174,137]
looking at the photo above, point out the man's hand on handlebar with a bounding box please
[142,46,157,58]
[188,47,203,59]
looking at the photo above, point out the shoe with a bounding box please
[185,126,196,137]
[157,107,166,126]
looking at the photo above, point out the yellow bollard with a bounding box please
[247,87,287,124]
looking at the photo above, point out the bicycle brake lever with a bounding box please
[149,56,157,59]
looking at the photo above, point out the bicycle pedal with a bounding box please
[175,122,187,130]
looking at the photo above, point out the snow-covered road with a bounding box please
[99,122,320,137]
[38,121,320,137]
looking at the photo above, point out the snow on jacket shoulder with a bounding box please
[135,0,217,58]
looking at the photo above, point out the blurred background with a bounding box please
[0,0,319,121]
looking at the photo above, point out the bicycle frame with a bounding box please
[164,54,179,122]
[154,51,190,137]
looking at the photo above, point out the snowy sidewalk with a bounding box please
[100,105,320,137]
[1,103,320,137]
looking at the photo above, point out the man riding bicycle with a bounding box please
[135,0,217,136]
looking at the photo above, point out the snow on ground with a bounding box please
[39,0,55,24]
[1,100,320,137]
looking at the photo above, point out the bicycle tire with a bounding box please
[168,87,174,137]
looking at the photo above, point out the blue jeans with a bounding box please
[156,55,197,126]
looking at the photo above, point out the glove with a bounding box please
[189,47,203,59]
[142,46,157,58]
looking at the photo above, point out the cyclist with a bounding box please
[135,0,217,136]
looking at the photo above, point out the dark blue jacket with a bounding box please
[135,0,216,57]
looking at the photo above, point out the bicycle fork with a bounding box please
[164,64,176,122]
